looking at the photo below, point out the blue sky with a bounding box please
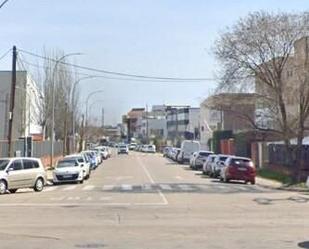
[0,0,308,125]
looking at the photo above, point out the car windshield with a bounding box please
[56,160,78,168]
[200,152,211,157]
[231,159,252,167]
[120,146,127,149]
[0,160,9,171]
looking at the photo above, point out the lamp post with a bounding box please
[50,52,81,167]
[70,76,95,153]
[85,90,104,143]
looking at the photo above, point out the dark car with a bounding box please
[220,156,256,184]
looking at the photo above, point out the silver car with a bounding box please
[0,157,47,194]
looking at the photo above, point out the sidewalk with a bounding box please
[256,176,309,192]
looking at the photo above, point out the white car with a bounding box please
[145,144,156,153]
[0,157,47,194]
[118,144,129,154]
[53,158,86,184]
[64,154,91,179]
[95,146,109,159]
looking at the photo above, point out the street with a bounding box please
[0,152,308,249]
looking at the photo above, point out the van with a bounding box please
[0,157,47,194]
[178,140,200,164]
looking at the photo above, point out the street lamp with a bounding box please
[85,90,104,142]
[88,99,104,127]
[50,52,82,167]
[70,76,95,152]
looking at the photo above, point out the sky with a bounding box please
[0,0,308,125]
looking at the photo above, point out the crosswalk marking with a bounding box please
[102,185,114,191]
[121,184,133,191]
[159,184,172,190]
[142,184,152,191]
[44,186,58,192]
[82,185,95,191]
[178,184,195,191]
[63,185,77,191]
[67,196,80,201]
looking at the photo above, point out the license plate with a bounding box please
[63,175,72,178]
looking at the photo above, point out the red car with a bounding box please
[220,156,256,184]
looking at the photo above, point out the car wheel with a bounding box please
[250,180,255,185]
[34,178,44,192]
[9,189,18,193]
[224,176,229,183]
[79,179,84,184]
[0,180,7,194]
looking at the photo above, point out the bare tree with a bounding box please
[214,11,309,182]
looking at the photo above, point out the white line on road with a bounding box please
[159,184,172,190]
[142,184,152,191]
[121,184,133,191]
[43,186,58,192]
[82,185,95,191]
[67,197,80,201]
[63,185,77,191]
[178,184,195,191]
[102,185,114,191]
[136,156,168,205]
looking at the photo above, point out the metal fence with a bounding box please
[268,144,309,169]
[0,140,63,158]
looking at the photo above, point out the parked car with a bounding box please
[190,150,214,170]
[143,144,156,153]
[202,154,217,175]
[129,143,137,150]
[173,148,181,161]
[178,140,200,164]
[64,154,91,180]
[220,156,256,184]
[211,154,230,178]
[0,157,47,194]
[53,158,85,184]
[81,151,97,170]
[163,147,172,157]
[118,144,129,154]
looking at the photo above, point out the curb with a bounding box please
[256,182,309,193]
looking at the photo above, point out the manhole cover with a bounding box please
[298,241,309,248]
[75,243,105,248]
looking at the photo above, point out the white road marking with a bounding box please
[63,185,77,191]
[102,185,114,191]
[82,185,95,191]
[175,176,183,180]
[50,196,65,201]
[67,197,80,201]
[142,184,152,191]
[100,196,112,201]
[159,184,172,190]
[44,186,58,192]
[178,184,195,191]
[136,156,169,205]
[233,185,248,191]
[121,184,133,191]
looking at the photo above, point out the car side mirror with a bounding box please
[6,167,14,173]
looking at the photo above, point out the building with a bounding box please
[166,106,200,146]
[255,36,309,129]
[200,93,256,149]
[0,71,43,141]
[122,108,145,142]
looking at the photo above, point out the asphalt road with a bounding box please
[0,151,308,249]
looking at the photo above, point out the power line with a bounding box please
[18,48,217,82]
[18,57,218,83]
[0,0,9,9]
[0,48,12,61]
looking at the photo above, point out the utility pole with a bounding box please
[7,46,17,157]
[78,114,84,152]
[146,104,149,144]
[63,102,68,155]
[101,108,104,128]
